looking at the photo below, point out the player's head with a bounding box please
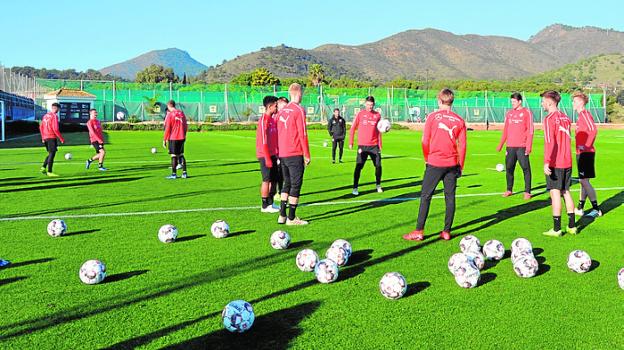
[572,91,588,112]
[540,90,560,111]
[437,89,454,108]
[51,103,60,113]
[277,97,289,111]
[333,108,340,117]
[263,95,278,115]
[364,96,375,111]
[510,92,523,109]
[166,100,176,112]
[288,83,303,104]
[89,109,98,119]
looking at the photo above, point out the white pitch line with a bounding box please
[1,187,622,222]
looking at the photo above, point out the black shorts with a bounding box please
[577,153,595,179]
[44,139,57,152]
[356,145,382,167]
[258,156,279,182]
[91,142,104,151]
[168,140,185,156]
[546,168,572,191]
[280,155,305,197]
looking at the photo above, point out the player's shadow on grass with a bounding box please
[404,281,431,298]
[228,230,255,238]
[215,160,259,167]
[105,270,149,284]
[0,276,28,287]
[9,258,55,269]
[65,229,100,237]
[176,234,206,242]
[0,176,143,194]
[163,301,321,350]
[576,191,623,233]
[302,175,420,197]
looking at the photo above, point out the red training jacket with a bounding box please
[277,102,310,159]
[422,110,467,169]
[349,109,382,149]
[163,109,188,141]
[256,113,279,160]
[497,107,534,153]
[543,111,572,168]
[39,112,64,143]
[87,118,104,143]
[575,109,597,154]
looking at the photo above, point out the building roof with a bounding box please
[44,88,96,99]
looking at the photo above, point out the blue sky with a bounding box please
[2,0,622,70]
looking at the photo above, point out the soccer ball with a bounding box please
[495,163,504,172]
[513,256,539,278]
[151,147,157,154]
[454,262,480,288]
[47,219,67,237]
[618,268,624,290]
[379,272,407,300]
[270,230,291,250]
[325,246,348,267]
[567,250,592,273]
[459,235,481,254]
[511,249,534,265]
[158,224,178,243]
[64,153,72,160]
[482,239,505,261]
[222,300,255,333]
[466,251,486,270]
[79,259,106,285]
[296,249,319,272]
[448,253,470,275]
[377,119,392,133]
[511,238,533,253]
[211,220,230,238]
[330,239,352,258]
[314,259,339,283]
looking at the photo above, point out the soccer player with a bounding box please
[39,103,65,177]
[85,109,107,171]
[572,91,601,217]
[349,96,383,195]
[163,100,188,179]
[496,93,534,199]
[541,90,576,237]
[257,96,280,213]
[276,83,310,225]
[403,89,466,241]
[277,97,289,112]
[328,108,346,163]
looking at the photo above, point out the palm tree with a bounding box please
[308,64,325,87]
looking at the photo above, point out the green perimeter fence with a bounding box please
[35,79,607,124]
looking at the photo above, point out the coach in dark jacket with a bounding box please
[328,108,346,163]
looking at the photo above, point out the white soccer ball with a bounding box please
[466,251,486,270]
[495,163,504,172]
[326,246,348,267]
[222,300,255,333]
[64,153,72,160]
[567,250,592,273]
[618,268,624,290]
[511,238,533,253]
[270,230,291,250]
[379,272,407,300]
[211,220,230,238]
[158,224,178,243]
[323,141,328,147]
[151,147,157,154]
[296,249,319,272]
[79,259,106,285]
[513,256,539,278]
[482,239,505,261]
[448,253,470,275]
[377,119,392,133]
[459,235,481,254]
[47,219,67,237]
[330,239,352,258]
[314,259,339,283]
[511,249,534,265]
[454,262,480,288]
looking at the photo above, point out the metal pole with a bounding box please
[602,87,607,123]
[112,80,116,122]
[224,83,229,123]
[169,82,172,100]
[200,90,203,122]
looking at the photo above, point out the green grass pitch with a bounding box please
[0,129,623,349]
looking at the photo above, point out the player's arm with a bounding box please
[349,113,359,149]
[327,119,332,137]
[261,117,272,168]
[458,123,467,171]
[163,115,171,148]
[183,113,188,135]
[543,118,554,175]
[39,118,45,143]
[421,116,432,163]
[525,110,534,155]
[53,115,65,143]
[584,111,597,149]
[496,115,508,152]
[296,111,311,165]
[341,119,346,139]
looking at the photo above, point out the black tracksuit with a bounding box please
[328,116,346,161]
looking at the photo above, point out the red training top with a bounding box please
[575,109,597,154]
[163,109,188,141]
[422,110,467,169]
[87,118,104,143]
[349,109,382,149]
[497,107,534,153]
[256,113,279,160]
[40,112,65,143]
[277,102,310,159]
[543,110,572,168]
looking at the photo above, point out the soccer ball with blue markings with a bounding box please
[79,259,106,285]
[211,220,230,239]
[47,219,67,237]
[158,224,178,243]
[483,239,505,261]
[296,249,319,272]
[379,272,407,299]
[567,250,592,273]
[330,239,352,258]
[326,246,348,267]
[270,230,291,249]
[314,259,339,283]
[222,300,255,333]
